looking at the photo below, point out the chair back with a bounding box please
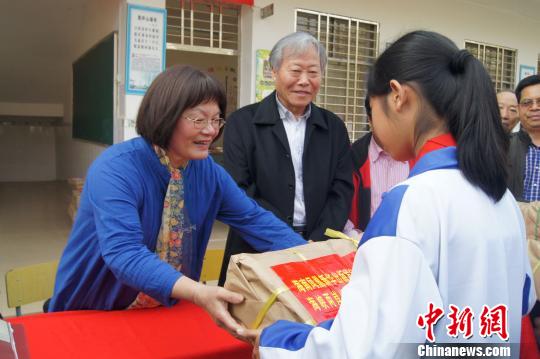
[5,260,59,316]
[200,249,224,283]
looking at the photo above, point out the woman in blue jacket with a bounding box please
[49,65,305,336]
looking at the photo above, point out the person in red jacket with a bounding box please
[345,95,409,238]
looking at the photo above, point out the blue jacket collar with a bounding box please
[409,147,458,178]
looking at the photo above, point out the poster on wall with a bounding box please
[255,49,275,101]
[125,4,166,95]
[519,65,536,81]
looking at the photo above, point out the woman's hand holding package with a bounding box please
[172,276,244,335]
[194,284,245,334]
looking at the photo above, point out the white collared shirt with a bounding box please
[276,94,311,226]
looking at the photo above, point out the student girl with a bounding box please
[242,30,535,358]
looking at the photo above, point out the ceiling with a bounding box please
[0,0,86,104]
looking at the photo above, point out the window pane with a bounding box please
[166,0,240,51]
[465,40,516,92]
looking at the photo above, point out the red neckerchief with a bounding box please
[409,133,457,169]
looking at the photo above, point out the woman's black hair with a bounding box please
[364,94,372,120]
[367,30,508,201]
[136,65,227,149]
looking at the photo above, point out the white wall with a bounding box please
[238,4,255,112]
[55,0,123,180]
[239,0,540,106]
[0,103,63,117]
[0,103,62,182]
[0,125,56,181]
[47,0,540,180]
[2,0,188,182]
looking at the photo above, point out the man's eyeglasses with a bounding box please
[519,98,540,109]
[184,116,226,129]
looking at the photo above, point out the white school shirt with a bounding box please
[259,146,535,358]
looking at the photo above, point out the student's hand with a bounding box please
[342,220,363,241]
[237,328,261,358]
[347,229,363,242]
[193,285,244,335]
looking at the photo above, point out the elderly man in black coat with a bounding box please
[218,32,353,285]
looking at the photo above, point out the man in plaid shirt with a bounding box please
[508,74,540,202]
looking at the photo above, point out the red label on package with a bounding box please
[271,252,355,323]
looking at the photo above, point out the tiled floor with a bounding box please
[0,181,229,318]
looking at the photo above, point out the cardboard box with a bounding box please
[224,239,357,329]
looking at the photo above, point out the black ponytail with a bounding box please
[367,31,508,202]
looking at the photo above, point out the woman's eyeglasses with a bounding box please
[184,116,226,129]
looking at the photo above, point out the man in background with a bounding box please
[508,75,540,347]
[346,95,409,237]
[497,90,520,133]
[218,32,353,285]
[508,75,540,201]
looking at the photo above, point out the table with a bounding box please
[7,301,252,359]
[9,304,536,358]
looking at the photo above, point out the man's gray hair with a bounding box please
[269,32,327,72]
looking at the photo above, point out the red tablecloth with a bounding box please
[7,304,538,358]
[521,316,540,359]
[8,301,251,359]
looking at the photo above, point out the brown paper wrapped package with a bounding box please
[224,239,356,329]
[517,201,540,298]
